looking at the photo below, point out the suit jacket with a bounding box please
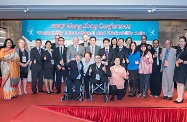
[152,47,162,71]
[115,46,129,68]
[42,50,54,69]
[98,47,116,66]
[160,47,176,75]
[85,45,101,57]
[66,60,84,80]
[86,63,111,82]
[80,42,90,47]
[66,45,85,60]
[52,43,58,50]
[54,46,67,68]
[30,47,44,71]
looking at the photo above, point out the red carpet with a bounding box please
[0,83,187,122]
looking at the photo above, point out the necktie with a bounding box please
[77,62,80,70]
[75,46,77,53]
[38,48,41,55]
[60,47,63,58]
[163,49,169,66]
[119,48,122,52]
[91,46,94,56]
[105,49,108,60]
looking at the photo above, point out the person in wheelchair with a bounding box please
[65,54,84,100]
[86,55,111,94]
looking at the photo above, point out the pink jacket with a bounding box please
[138,51,153,74]
[110,65,127,89]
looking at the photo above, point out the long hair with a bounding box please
[16,38,29,49]
[177,36,187,54]
[129,41,137,55]
[3,38,14,48]
[140,43,149,57]
[110,37,118,48]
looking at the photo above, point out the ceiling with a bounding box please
[0,5,187,20]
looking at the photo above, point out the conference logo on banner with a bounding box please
[22,20,158,49]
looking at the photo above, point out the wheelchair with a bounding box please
[61,77,85,102]
[89,79,109,102]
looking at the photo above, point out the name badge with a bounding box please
[96,74,100,80]
[22,56,26,63]
[51,60,54,65]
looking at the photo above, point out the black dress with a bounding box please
[173,48,187,84]
[19,49,29,79]
[43,50,54,79]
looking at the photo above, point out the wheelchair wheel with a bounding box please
[104,95,108,102]
[89,82,92,102]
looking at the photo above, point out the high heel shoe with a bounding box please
[46,91,51,94]
[173,99,184,104]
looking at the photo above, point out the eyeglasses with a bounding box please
[59,40,64,41]
[95,58,101,59]
[153,43,158,44]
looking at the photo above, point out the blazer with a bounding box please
[98,47,116,66]
[54,46,67,68]
[42,50,54,69]
[66,45,85,61]
[86,63,111,82]
[160,47,176,75]
[52,43,58,50]
[115,46,129,68]
[66,60,84,80]
[152,47,162,70]
[80,42,90,47]
[30,47,44,71]
[85,45,101,57]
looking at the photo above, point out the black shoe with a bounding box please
[50,91,54,93]
[86,95,90,98]
[61,97,66,101]
[39,90,45,93]
[67,94,73,100]
[110,97,115,101]
[161,96,168,99]
[167,97,172,100]
[33,91,37,94]
[75,95,81,100]
[173,100,184,103]
[12,95,17,98]
[56,91,61,94]
[46,91,51,94]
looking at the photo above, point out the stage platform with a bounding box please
[0,83,187,122]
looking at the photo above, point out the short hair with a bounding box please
[55,35,60,38]
[179,36,187,42]
[84,52,92,57]
[74,53,82,57]
[89,36,96,41]
[95,54,101,58]
[3,38,14,48]
[82,33,88,36]
[35,38,42,42]
[103,38,110,43]
[118,38,124,42]
[45,40,52,45]
[125,37,132,42]
[153,39,159,43]
[58,37,65,41]
[141,35,147,40]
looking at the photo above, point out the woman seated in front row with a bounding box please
[109,57,128,101]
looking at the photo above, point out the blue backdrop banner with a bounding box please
[22,20,158,41]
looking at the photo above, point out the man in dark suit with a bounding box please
[115,38,129,95]
[52,35,60,50]
[54,37,69,94]
[30,39,45,94]
[98,38,116,66]
[79,33,90,47]
[137,35,152,51]
[85,36,101,58]
[150,39,162,97]
[86,55,111,93]
[65,54,84,100]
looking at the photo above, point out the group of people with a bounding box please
[0,34,186,104]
